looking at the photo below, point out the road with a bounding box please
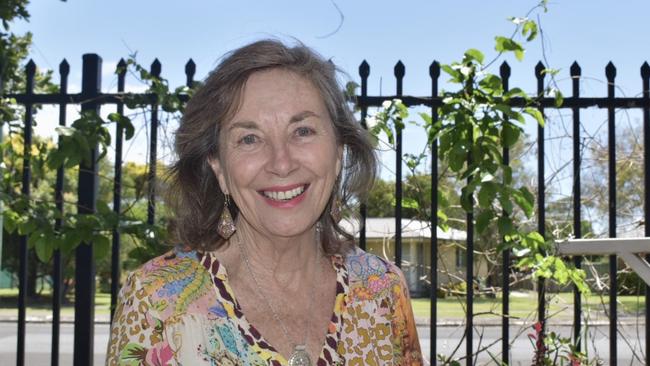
[0,322,645,365]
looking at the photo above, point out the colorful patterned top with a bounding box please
[106,246,423,366]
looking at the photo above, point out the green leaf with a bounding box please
[441,64,462,82]
[391,197,420,210]
[524,107,545,127]
[93,235,110,261]
[522,20,538,42]
[34,235,53,262]
[497,215,515,236]
[476,210,494,234]
[478,74,503,94]
[514,49,524,61]
[553,89,564,107]
[108,113,135,140]
[495,36,524,54]
[553,257,569,284]
[501,122,521,148]
[464,49,485,64]
[460,186,474,212]
[478,182,497,208]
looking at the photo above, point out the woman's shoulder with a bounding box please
[121,248,217,319]
[340,246,407,300]
[129,248,203,284]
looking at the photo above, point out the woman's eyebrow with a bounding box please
[227,120,258,132]
[289,110,319,123]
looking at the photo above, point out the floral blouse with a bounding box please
[106,246,423,365]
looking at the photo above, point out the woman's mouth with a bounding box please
[259,184,308,202]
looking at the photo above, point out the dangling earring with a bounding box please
[217,194,236,239]
[330,195,342,223]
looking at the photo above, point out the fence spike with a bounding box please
[185,59,196,87]
[499,61,511,79]
[116,58,127,76]
[150,58,161,78]
[606,61,616,81]
[394,60,405,78]
[642,62,650,78]
[534,61,545,79]
[570,61,581,77]
[185,59,196,77]
[429,61,440,78]
[359,60,370,78]
[25,59,36,76]
[59,59,70,76]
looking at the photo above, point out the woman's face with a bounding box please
[210,68,342,239]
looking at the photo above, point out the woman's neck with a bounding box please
[227,221,320,288]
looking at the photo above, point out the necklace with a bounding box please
[236,232,321,366]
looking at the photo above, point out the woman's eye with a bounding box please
[239,134,258,145]
[295,127,315,137]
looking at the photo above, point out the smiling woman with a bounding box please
[105,39,423,366]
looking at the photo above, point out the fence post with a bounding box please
[394,61,404,269]
[358,60,369,251]
[74,53,101,366]
[17,59,35,366]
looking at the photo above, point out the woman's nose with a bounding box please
[266,141,297,177]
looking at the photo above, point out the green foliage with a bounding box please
[368,1,588,302]
[0,3,191,274]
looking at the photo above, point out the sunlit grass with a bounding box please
[411,291,646,321]
[0,288,112,317]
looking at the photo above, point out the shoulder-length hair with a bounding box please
[167,39,377,255]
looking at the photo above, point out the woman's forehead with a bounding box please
[227,69,329,125]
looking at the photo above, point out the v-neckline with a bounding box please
[198,250,348,365]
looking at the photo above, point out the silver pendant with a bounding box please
[288,345,312,366]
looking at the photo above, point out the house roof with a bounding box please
[339,217,467,241]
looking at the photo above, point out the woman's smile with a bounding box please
[259,183,310,207]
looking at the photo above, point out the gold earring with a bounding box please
[217,194,236,239]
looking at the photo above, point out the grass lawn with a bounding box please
[0,288,645,322]
[0,288,112,317]
[410,291,646,321]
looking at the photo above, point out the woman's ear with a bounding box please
[208,158,229,195]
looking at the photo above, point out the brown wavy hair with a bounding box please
[167,39,377,255]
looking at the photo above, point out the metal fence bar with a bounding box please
[465,134,474,366]
[17,59,35,366]
[500,61,511,365]
[353,95,650,109]
[73,53,101,366]
[9,92,650,109]
[51,59,69,366]
[535,61,547,336]
[358,61,370,251]
[429,60,440,364]
[110,59,127,321]
[570,61,583,350]
[147,59,161,226]
[641,61,650,366]
[394,61,404,268]
[606,61,618,366]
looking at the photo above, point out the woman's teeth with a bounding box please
[263,186,305,201]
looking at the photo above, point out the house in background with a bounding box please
[340,217,487,297]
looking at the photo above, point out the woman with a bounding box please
[106,39,423,366]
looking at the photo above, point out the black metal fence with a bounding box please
[4,53,650,366]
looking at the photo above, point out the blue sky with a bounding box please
[14,0,650,96]
[11,1,650,229]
